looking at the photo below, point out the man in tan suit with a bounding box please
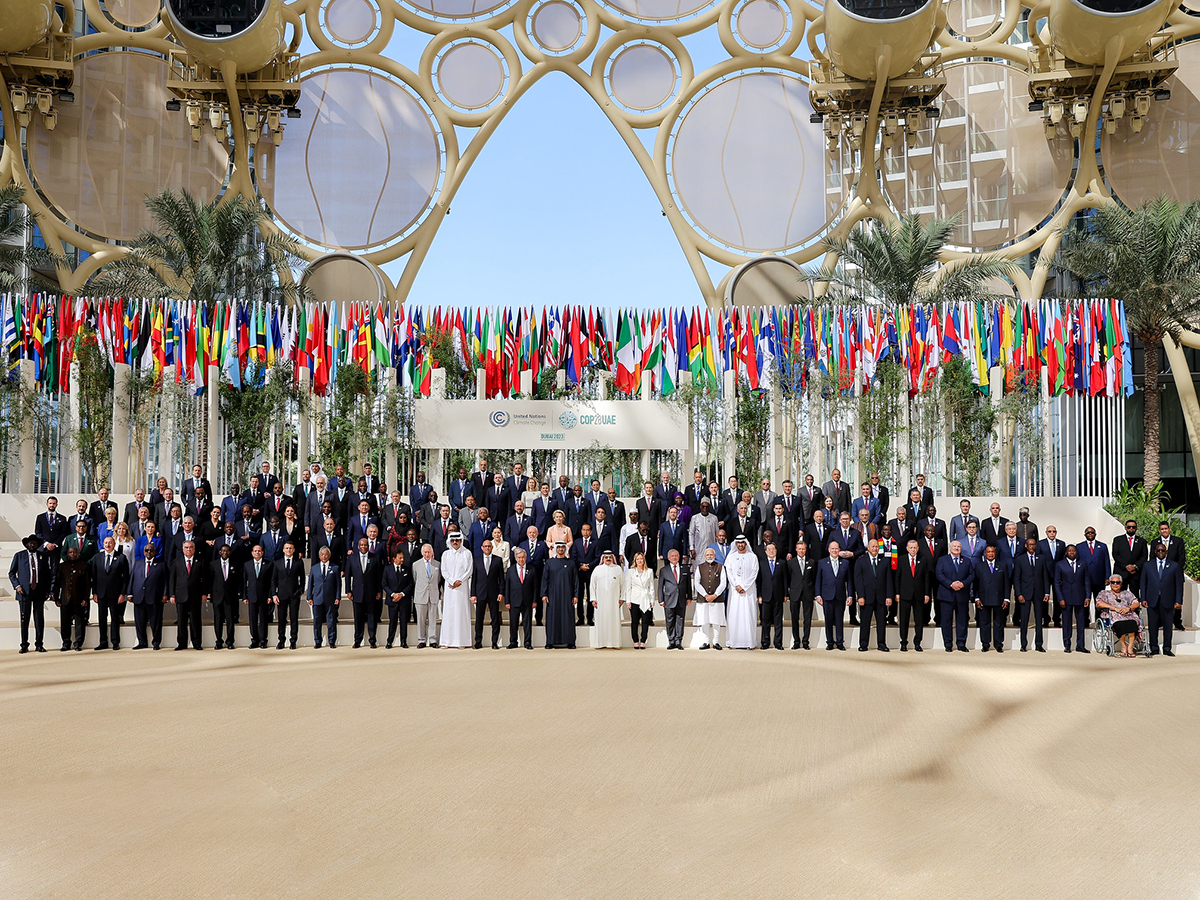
[412,543,442,648]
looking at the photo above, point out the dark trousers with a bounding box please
[211,600,236,647]
[276,598,301,645]
[1147,605,1174,652]
[760,598,783,649]
[508,605,532,647]
[978,604,1005,649]
[133,602,162,648]
[58,600,89,649]
[630,603,652,643]
[247,600,271,647]
[823,599,845,646]
[386,598,411,646]
[790,596,813,646]
[899,598,925,647]
[352,599,378,646]
[475,597,501,647]
[17,593,46,650]
[665,602,686,647]
[313,602,338,646]
[1062,604,1087,650]
[858,600,888,649]
[1017,597,1047,649]
[175,598,203,648]
[939,598,969,649]
[576,574,593,625]
[97,599,126,647]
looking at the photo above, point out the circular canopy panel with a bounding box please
[884,63,1073,248]
[607,42,679,112]
[530,0,584,52]
[668,71,831,254]
[945,0,1003,38]
[1102,44,1200,208]
[321,0,380,46]
[258,68,443,252]
[400,0,515,20]
[27,51,228,242]
[104,0,162,28]
[436,40,506,111]
[727,257,807,306]
[599,0,718,24]
[166,0,268,38]
[733,0,790,50]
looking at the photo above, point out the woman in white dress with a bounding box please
[438,533,474,648]
[723,536,760,649]
[112,522,135,567]
[624,552,655,650]
[490,526,510,573]
[590,550,625,648]
[521,477,540,514]
[692,546,728,650]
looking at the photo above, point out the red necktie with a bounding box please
[910,559,916,577]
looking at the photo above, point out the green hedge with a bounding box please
[1105,481,1200,581]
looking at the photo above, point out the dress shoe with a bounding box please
[567,643,576,649]
[981,646,990,652]
[525,644,533,650]
[174,646,185,651]
[18,647,28,654]
[507,643,518,649]
[995,647,1004,653]
[94,644,109,651]
[791,641,799,650]
[60,645,70,652]
[353,642,362,649]
[1064,647,1071,653]
[314,643,323,649]
[900,644,908,652]
[35,646,45,652]
[428,642,437,648]
[277,641,285,650]
[401,642,408,649]
[215,642,224,650]
[836,643,846,651]
[226,644,235,650]
[418,642,427,649]
[74,646,83,651]
[369,641,377,649]
[878,646,889,652]
[826,643,834,650]
[858,646,868,652]
[1077,647,1090,654]
[1164,649,1175,657]
[385,642,393,649]
[473,641,482,650]
[713,643,722,650]
[328,642,337,648]
[700,642,711,650]
[1149,649,1160,656]
[492,644,499,650]
[1036,646,1045,653]
[914,645,923,652]
[945,647,953,653]
[290,642,297,650]
[802,641,809,650]
[957,646,969,652]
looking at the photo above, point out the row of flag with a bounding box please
[0,295,1135,400]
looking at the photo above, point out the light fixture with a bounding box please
[165,98,181,111]
[208,105,224,129]
[57,91,74,104]
[286,107,302,119]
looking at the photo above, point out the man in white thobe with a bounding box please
[723,536,760,649]
[590,551,625,648]
[439,533,474,648]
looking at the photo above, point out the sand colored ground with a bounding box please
[0,647,1196,899]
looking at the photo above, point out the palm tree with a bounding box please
[88,189,311,306]
[808,213,1018,307]
[1054,196,1200,489]
[0,184,67,292]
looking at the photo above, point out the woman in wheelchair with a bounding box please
[1095,574,1142,657]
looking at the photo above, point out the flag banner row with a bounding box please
[0,295,1135,400]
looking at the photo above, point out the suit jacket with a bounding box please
[1012,552,1050,602]
[635,496,661,536]
[908,485,935,516]
[382,561,414,605]
[182,477,213,508]
[472,555,505,603]
[775,491,802,525]
[763,516,795,553]
[307,561,342,606]
[345,552,383,603]
[154,501,182,528]
[683,482,708,513]
[430,517,455,558]
[170,555,208,603]
[785,555,816,602]
[60,533,97,564]
[1076,540,1112,592]
[820,481,852,515]
[853,554,893,604]
[886,517,917,547]
[35,510,70,549]
[262,493,291,521]
[973,559,1011,606]
[814,556,853,604]
[187,499,215,526]
[220,495,243,526]
[624,531,658,572]
[797,485,824,525]
[409,481,434,512]
[123,500,152,527]
[209,557,240,605]
[484,484,511,524]
[564,497,590,536]
[470,471,494,506]
[870,485,890,519]
[850,496,882,526]
[608,499,627,533]
[243,558,274,605]
[716,488,742,524]
[590,521,616,555]
[259,529,288,561]
[896,554,931,601]
[90,551,130,603]
[347,513,380,548]
[467,519,496,556]
[304,491,333,536]
[505,562,537,609]
[657,519,688,560]
[530,496,555,535]
[88,500,119,530]
[290,481,313,521]
[995,535,1026,570]
[571,537,601,577]
[585,491,611,526]
[803,522,831,560]
[829,526,864,560]
[948,514,981,544]
[9,548,52,600]
[412,557,441,605]
[504,512,534,548]
[959,535,987,567]
[756,556,788,604]
[311,530,345,565]
[751,490,777,523]
[126,556,168,605]
[448,478,475,512]
[979,517,1011,546]
[653,482,680,507]
[270,555,305,602]
[729,514,759,548]
[1037,538,1068,568]
[1053,558,1089,606]
[1140,557,1184,611]
[1149,535,1185,564]
[934,554,974,603]
[238,490,266,527]
[916,517,947,544]
[657,561,688,609]
[380,501,413,532]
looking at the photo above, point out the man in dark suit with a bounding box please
[243,544,274,649]
[583,479,610,526]
[448,468,475,514]
[974,544,1010,651]
[311,518,345,565]
[820,470,851,517]
[764,502,795,558]
[896,538,931,651]
[262,482,291,522]
[979,502,1010,547]
[563,487,590,537]
[1149,520,1186,631]
[658,506,688,561]
[345,537,383,648]
[798,475,824,526]
[291,469,313,524]
[850,483,882,527]
[658,548,688,650]
[995,522,1025,569]
[234,504,263,556]
[258,516,287,562]
[182,465,213,509]
[514,527,548,626]
[530,484,555,536]
[126,541,168,650]
[908,475,934,518]
[123,489,151,528]
[470,460,493,507]
[467,509,495,557]
[471,540,505,649]
[271,541,305,650]
[624,520,658,573]
[935,541,975,652]
[506,547,537,649]
[605,488,626,534]
[382,547,413,649]
[916,507,947,544]
[346,499,379,549]
[308,546,341,648]
[854,539,893,651]
[186,487,215,529]
[1039,525,1069,626]
[572,524,600,626]
[220,483,244,527]
[591,506,616,556]
[653,470,679,507]
[830,511,865,561]
[504,500,534,549]
[1077,526,1112,601]
[430,506,455,558]
[380,491,412,533]
[1054,544,1091,652]
[170,539,208,650]
[1013,538,1051,652]
[787,540,817,649]
[1141,542,1184,656]
[804,510,831,562]
[684,471,708,513]
[35,497,70,564]
[815,540,853,650]
[635,482,661,538]
[756,542,787,650]
[729,502,759,552]
[240,476,267,528]
[483,476,511,527]
[867,472,890,521]
[91,535,130,650]
[9,533,52,652]
[948,500,980,544]
[717,476,741,526]
[887,507,917,548]
[153,489,182,531]
[208,543,240,649]
[408,469,433,512]
[89,488,119,534]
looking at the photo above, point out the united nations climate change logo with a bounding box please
[558,410,578,430]
[489,410,510,427]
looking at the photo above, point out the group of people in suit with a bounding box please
[5,464,1187,657]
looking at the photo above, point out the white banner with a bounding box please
[413,399,689,450]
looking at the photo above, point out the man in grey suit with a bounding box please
[948,499,981,544]
[820,470,851,516]
[751,478,777,524]
[307,546,341,648]
[413,542,442,648]
[1141,542,1184,656]
[658,548,688,650]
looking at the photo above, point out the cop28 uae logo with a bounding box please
[558,410,578,430]
[489,410,510,427]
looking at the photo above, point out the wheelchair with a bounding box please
[1092,608,1150,658]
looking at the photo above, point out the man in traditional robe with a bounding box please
[541,542,579,649]
[590,551,625,649]
[723,536,760,649]
[693,547,727,650]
